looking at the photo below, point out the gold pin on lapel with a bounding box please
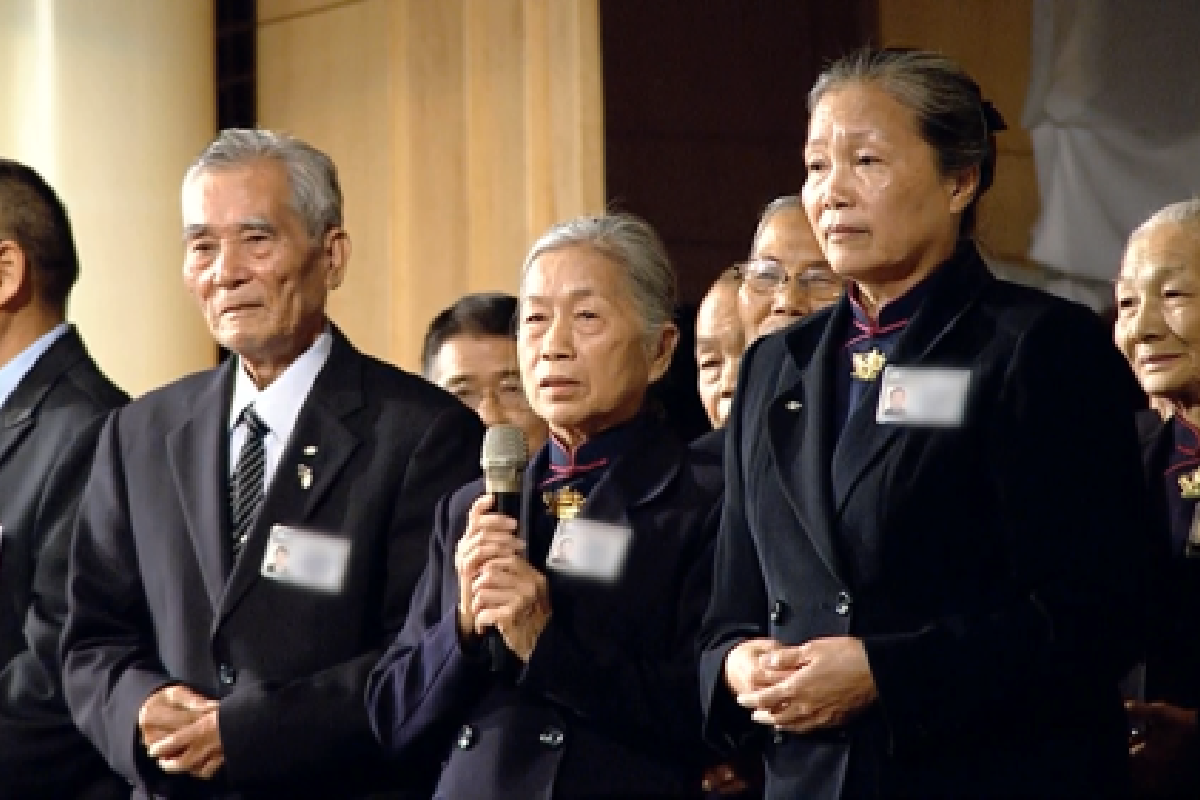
[1180,467,1200,499]
[851,349,887,382]
[298,464,313,490]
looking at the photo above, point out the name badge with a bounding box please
[261,525,351,593]
[546,518,633,582]
[876,365,972,427]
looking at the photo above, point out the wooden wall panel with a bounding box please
[880,0,1035,264]
[259,0,604,371]
[258,0,393,362]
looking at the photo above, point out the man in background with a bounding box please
[423,291,548,453]
[694,269,744,432]
[0,160,128,800]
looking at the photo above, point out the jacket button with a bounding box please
[834,591,852,616]
[538,726,565,748]
[217,664,237,686]
[769,600,787,624]
[456,725,476,750]
[772,730,785,745]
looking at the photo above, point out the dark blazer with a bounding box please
[0,325,127,800]
[62,327,484,800]
[367,419,722,799]
[1133,410,1200,792]
[699,247,1150,799]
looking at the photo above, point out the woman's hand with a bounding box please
[734,636,878,733]
[453,494,524,641]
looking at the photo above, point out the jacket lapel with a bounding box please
[769,305,847,583]
[0,326,87,467]
[166,359,236,609]
[830,250,992,514]
[217,331,364,624]
[582,419,681,525]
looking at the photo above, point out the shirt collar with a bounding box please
[0,322,69,410]
[544,414,646,486]
[229,325,334,437]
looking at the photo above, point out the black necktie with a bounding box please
[230,405,269,554]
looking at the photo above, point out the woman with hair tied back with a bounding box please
[367,212,724,798]
[698,48,1149,799]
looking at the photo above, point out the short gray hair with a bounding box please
[184,129,343,241]
[751,194,802,254]
[521,212,676,346]
[1131,198,1200,243]
[809,48,1002,240]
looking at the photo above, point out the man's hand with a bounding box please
[454,494,524,641]
[139,685,223,779]
[735,636,877,733]
[470,552,551,662]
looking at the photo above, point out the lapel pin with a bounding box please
[785,400,802,412]
[298,464,313,490]
[303,445,318,456]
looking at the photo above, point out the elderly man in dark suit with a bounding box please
[0,160,128,800]
[367,212,723,798]
[61,130,483,799]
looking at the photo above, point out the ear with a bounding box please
[0,240,29,307]
[946,164,981,215]
[646,322,680,385]
[321,227,351,290]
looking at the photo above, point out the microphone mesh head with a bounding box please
[481,424,529,470]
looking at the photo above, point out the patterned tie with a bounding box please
[230,405,269,554]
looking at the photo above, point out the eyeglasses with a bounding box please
[735,259,845,303]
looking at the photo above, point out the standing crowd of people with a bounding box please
[0,46,1196,799]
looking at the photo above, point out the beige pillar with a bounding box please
[258,0,604,372]
[0,0,216,397]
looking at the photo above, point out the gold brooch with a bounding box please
[1180,467,1200,499]
[543,486,585,520]
[851,348,887,381]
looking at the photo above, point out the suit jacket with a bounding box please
[0,325,128,800]
[1133,410,1200,793]
[62,327,484,800]
[698,246,1150,799]
[367,418,722,799]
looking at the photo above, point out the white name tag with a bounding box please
[546,518,633,582]
[876,365,972,427]
[261,525,351,593]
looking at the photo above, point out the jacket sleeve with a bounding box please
[217,402,485,787]
[364,489,491,765]
[61,410,178,788]
[696,340,770,754]
[862,305,1151,747]
[0,410,122,798]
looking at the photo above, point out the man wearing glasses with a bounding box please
[423,292,549,454]
[737,195,843,339]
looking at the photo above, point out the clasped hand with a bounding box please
[454,494,551,662]
[139,684,223,779]
[725,636,878,733]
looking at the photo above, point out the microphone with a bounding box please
[479,424,529,671]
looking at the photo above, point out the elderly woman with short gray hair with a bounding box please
[367,212,724,798]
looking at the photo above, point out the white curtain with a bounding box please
[1022,0,1200,310]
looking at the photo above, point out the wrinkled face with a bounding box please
[695,282,745,428]
[430,333,549,453]
[183,160,344,384]
[801,83,969,290]
[739,207,837,338]
[1114,222,1200,407]
[518,245,676,443]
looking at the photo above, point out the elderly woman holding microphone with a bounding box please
[367,213,723,798]
[698,48,1149,799]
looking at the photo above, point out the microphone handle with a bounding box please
[484,490,523,671]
